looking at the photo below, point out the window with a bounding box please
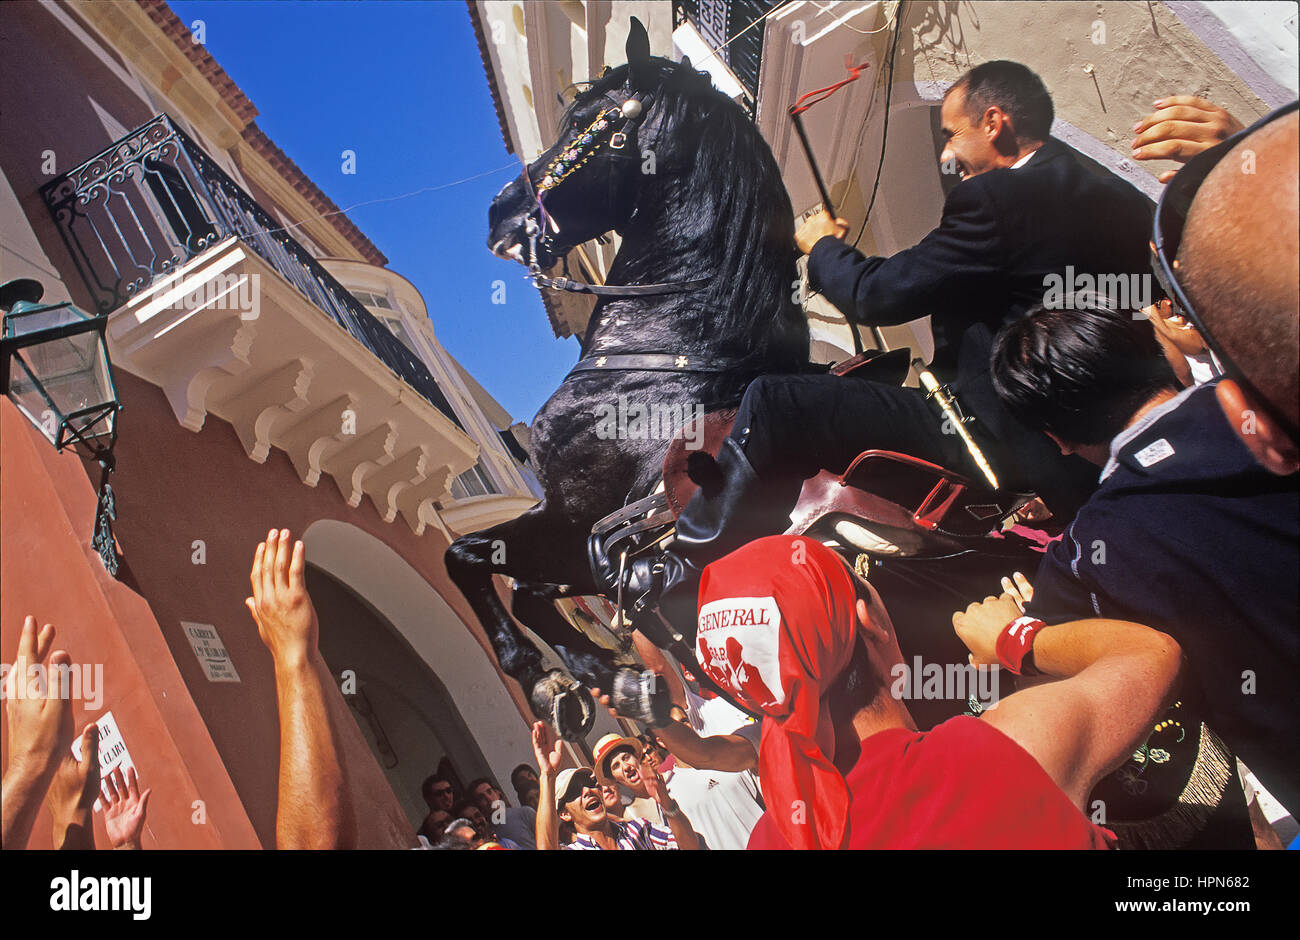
[449,459,499,500]
[352,289,393,310]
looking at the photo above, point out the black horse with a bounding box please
[446,28,811,738]
[447,25,1041,740]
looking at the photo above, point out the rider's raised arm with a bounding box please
[806,181,1004,327]
[954,595,1182,810]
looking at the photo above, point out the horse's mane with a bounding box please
[564,60,808,369]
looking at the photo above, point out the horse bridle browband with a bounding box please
[519,85,710,298]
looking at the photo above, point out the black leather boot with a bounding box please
[601,436,795,636]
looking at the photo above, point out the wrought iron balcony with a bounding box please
[39,114,462,429]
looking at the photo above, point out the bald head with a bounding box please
[1179,112,1299,438]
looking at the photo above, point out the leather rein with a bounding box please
[518,85,711,302]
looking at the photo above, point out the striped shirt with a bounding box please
[565,817,678,850]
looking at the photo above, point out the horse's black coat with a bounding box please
[446,54,810,729]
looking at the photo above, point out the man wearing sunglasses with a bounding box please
[990,146,1300,838]
[1153,102,1299,477]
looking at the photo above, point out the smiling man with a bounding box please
[532,723,700,850]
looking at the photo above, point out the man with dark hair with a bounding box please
[946,60,1055,163]
[991,294,1300,834]
[422,774,456,814]
[468,775,536,849]
[451,797,523,850]
[510,763,539,810]
[601,60,1153,631]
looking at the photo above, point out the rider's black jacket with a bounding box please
[807,138,1154,508]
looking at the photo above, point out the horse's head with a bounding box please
[488,18,708,270]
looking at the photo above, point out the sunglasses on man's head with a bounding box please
[1150,99,1299,431]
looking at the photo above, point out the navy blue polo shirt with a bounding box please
[1026,382,1300,818]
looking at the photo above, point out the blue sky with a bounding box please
[169,0,577,423]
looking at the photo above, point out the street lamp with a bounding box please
[1,278,122,576]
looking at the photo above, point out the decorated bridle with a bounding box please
[518,85,711,299]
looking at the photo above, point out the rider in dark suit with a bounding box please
[601,62,1156,627]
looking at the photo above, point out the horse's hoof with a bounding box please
[610,667,672,727]
[530,671,596,742]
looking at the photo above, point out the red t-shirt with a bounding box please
[748,716,1114,850]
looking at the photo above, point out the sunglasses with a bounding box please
[1150,99,1299,437]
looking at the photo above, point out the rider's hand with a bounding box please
[795,211,850,255]
[531,720,563,780]
[1132,97,1244,183]
[953,594,1024,667]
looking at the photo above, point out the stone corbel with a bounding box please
[275,394,358,487]
[135,314,258,432]
[321,421,397,508]
[360,446,429,524]
[213,358,315,463]
[397,466,453,536]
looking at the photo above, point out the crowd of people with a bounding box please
[2,61,1295,852]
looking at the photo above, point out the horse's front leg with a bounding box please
[445,530,596,740]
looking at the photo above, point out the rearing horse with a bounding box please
[446,28,809,739]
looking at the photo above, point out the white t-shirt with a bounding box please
[665,764,765,851]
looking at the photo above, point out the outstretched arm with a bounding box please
[2,617,73,849]
[246,529,354,850]
[641,755,701,850]
[954,595,1181,809]
[45,723,101,850]
[650,720,756,774]
[531,721,563,850]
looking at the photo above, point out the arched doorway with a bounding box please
[300,520,539,820]
[306,564,490,828]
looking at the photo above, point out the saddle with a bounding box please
[659,347,1032,553]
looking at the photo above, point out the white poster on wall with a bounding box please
[70,709,137,811]
[181,621,241,683]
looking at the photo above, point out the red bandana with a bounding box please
[696,535,859,849]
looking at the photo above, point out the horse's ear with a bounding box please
[626,16,651,78]
[680,54,693,71]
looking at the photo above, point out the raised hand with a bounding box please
[245,529,318,669]
[531,720,563,779]
[4,617,71,784]
[1132,97,1245,183]
[103,766,152,850]
[641,752,669,806]
[45,723,100,850]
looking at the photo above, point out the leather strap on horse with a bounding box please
[531,274,712,297]
[566,352,765,378]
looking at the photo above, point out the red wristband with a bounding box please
[995,616,1046,676]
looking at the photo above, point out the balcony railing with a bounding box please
[39,115,462,429]
[674,0,779,116]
